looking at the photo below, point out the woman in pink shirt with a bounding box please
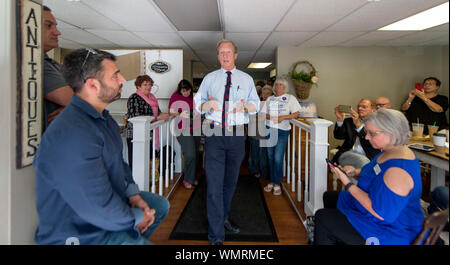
[169,80,201,189]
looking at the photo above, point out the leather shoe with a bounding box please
[211,241,223,245]
[224,219,240,234]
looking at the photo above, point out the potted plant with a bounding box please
[289,61,318,99]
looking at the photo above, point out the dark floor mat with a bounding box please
[169,175,278,242]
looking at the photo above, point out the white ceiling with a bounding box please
[44,0,449,72]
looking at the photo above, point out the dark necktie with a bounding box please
[222,71,232,126]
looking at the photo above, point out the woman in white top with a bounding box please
[261,77,301,195]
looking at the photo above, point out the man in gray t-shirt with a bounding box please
[42,6,73,130]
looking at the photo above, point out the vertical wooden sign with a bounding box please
[16,0,42,168]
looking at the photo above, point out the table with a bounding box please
[408,139,449,191]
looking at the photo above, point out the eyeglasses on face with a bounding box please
[364,129,384,138]
[376,103,387,107]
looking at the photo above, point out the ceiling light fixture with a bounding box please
[378,2,449,31]
[247,62,272,69]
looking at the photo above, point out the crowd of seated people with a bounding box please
[315,109,425,245]
[315,77,448,245]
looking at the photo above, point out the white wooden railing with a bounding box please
[128,116,179,196]
[283,118,333,225]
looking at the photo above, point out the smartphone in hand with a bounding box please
[325,158,348,177]
[415,83,423,92]
[338,105,351,113]
[325,158,335,168]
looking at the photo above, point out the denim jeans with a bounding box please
[105,191,170,245]
[428,186,449,214]
[267,128,290,185]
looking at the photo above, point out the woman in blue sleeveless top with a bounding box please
[315,109,424,245]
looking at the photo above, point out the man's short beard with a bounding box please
[98,79,122,104]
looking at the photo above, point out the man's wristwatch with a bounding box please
[344,182,354,191]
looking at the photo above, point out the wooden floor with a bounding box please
[149,151,308,245]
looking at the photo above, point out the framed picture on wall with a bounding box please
[16,0,43,168]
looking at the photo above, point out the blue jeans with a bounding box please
[105,191,170,245]
[267,128,290,185]
[428,186,449,214]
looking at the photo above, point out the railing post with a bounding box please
[304,119,333,217]
[129,116,154,191]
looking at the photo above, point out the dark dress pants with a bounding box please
[314,191,365,245]
[204,132,246,243]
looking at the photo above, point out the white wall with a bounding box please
[277,45,449,148]
[1,0,38,245]
[106,49,183,115]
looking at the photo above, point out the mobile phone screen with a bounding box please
[338,105,351,113]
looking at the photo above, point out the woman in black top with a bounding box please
[126,75,169,169]
[402,77,449,134]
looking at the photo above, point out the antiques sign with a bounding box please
[16,0,42,168]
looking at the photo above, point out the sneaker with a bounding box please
[264,183,274,192]
[183,180,193,189]
[305,216,315,245]
[273,185,281,196]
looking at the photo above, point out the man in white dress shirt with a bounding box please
[194,39,260,245]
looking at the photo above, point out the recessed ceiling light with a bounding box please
[378,2,449,31]
[247,62,272,69]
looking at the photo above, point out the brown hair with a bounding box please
[423,77,441,87]
[134,75,153,88]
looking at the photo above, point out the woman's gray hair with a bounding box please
[261,84,273,94]
[274,77,289,93]
[364,108,410,146]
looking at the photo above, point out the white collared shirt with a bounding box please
[194,67,260,126]
[337,119,366,156]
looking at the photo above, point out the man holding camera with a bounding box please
[332,99,380,169]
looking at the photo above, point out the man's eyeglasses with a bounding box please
[376,103,387,108]
[80,48,99,83]
[364,129,384,138]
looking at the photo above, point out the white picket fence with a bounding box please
[282,118,333,226]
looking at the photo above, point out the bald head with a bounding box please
[375,96,391,109]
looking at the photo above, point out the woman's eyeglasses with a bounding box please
[364,129,384,138]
